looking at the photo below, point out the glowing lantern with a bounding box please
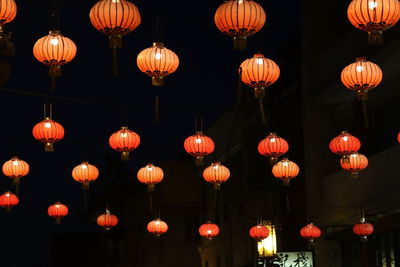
[341,57,382,101]
[137,163,164,192]
[184,132,215,166]
[2,156,29,185]
[202,162,230,190]
[398,132,400,143]
[97,210,118,230]
[72,161,99,190]
[199,222,220,240]
[353,218,374,241]
[340,152,368,178]
[0,0,16,39]
[147,218,168,237]
[249,224,269,241]
[347,0,400,44]
[240,54,280,98]
[32,117,64,152]
[257,222,277,258]
[214,0,266,50]
[89,0,141,48]
[109,126,140,161]
[272,158,299,186]
[137,42,179,86]
[0,191,18,211]
[329,131,361,162]
[258,133,289,165]
[47,202,68,224]
[300,223,321,242]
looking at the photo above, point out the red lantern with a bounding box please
[258,133,289,165]
[199,222,220,240]
[32,117,65,152]
[202,162,230,190]
[240,54,280,98]
[109,126,140,161]
[137,163,164,192]
[97,210,118,230]
[72,161,99,190]
[329,131,361,162]
[147,218,168,237]
[214,0,266,50]
[47,202,68,224]
[340,152,368,178]
[272,158,299,186]
[397,132,400,143]
[300,223,321,242]
[184,132,215,166]
[2,156,29,185]
[353,219,374,241]
[0,191,18,211]
[0,0,16,39]
[249,224,269,241]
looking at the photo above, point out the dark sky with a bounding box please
[0,0,300,265]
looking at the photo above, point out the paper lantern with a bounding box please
[97,210,118,230]
[397,132,400,143]
[202,162,230,190]
[32,117,64,152]
[72,161,99,190]
[300,223,321,242]
[109,126,140,160]
[48,202,68,224]
[329,131,361,162]
[272,158,299,186]
[214,0,266,50]
[258,133,288,165]
[353,219,374,241]
[184,132,215,166]
[340,152,368,178]
[0,191,18,211]
[147,218,168,237]
[137,163,164,192]
[249,224,269,241]
[0,0,16,26]
[2,156,29,185]
[199,222,220,239]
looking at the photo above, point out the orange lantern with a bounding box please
[184,132,215,166]
[272,158,299,186]
[147,218,168,237]
[109,126,140,161]
[214,0,266,50]
[97,210,118,230]
[240,54,280,98]
[47,202,68,224]
[258,133,289,165]
[249,224,269,241]
[398,132,400,143]
[202,162,230,190]
[347,0,400,44]
[341,57,383,101]
[329,131,361,162]
[137,42,179,86]
[32,117,64,152]
[0,0,16,38]
[89,0,141,48]
[2,156,29,185]
[340,152,368,178]
[0,191,18,211]
[72,161,99,190]
[137,163,164,192]
[199,222,220,240]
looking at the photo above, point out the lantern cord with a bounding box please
[237,67,243,99]
[200,117,204,132]
[149,192,154,214]
[194,117,198,132]
[49,0,61,31]
[15,184,19,197]
[154,95,160,123]
[83,189,88,212]
[362,101,369,130]
[258,98,267,125]
[213,189,218,222]
[112,48,119,78]
[50,76,57,92]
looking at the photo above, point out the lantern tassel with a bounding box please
[45,142,54,152]
[149,192,154,213]
[213,184,221,191]
[233,36,247,50]
[155,95,160,123]
[368,31,383,45]
[269,157,278,166]
[361,100,369,130]
[351,172,359,179]
[152,77,164,87]
[49,66,61,92]
[82,183,89,190]
[258,98,267,125]
[55,217,61,224]
[112,48,119,78]
[121,152,129,161]
[195,156,204,166]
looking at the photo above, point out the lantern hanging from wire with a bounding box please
[240,54,280,98]
[147,218,168,237]
[329,131,361,163]
[341,57,382,101]
[47,202,68,224]
[2,156,29,185]
[184,132,215,166]
[398,131,400,143]
[72,161,99,190]
[353,217,374,241]
[0,0,17,39]
[258,133,289,165]
[97,209,118,230]
[109,126,140,161]
[347,0,400,44]
[214,0,266,50]
[202,162,230,190]
[257,221,277,258]
[300,223,321,243]
[272,158,299,186]
[340,152,368,178]
[32,117,64,152]
[199,222,220,240]
[0,191,18,212]
[249,224,269,241]
[137,163,164,192]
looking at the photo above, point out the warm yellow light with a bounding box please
[50,38,59,46]
[368,1,377,9]
[257,222,277,258]
[155,53,162,60]
[356,65,364,72]
[270,137,276,143]
[195,138,202,144]
[44,122,51,128]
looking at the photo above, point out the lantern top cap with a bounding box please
[11,156,20,160]
[212,161,221,165]
[281,158,289,161]
[355,57,367,62]
[49,30,61,35]
[121,126,128,130]
[195,131,204,135]
[44,117,52,120]
[254,53,264,58]
[153,42,164,48]
[340,130,349,134]
[205,220,213,224]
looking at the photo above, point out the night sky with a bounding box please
[0,0,300,265]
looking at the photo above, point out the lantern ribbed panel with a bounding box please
[258,133,288,158]
[47,202,68,218]
[272,159,299,179]
[398,132,400,143]
[184,132,215,157]
[137,164,164,185]
[32,118,64,144]
[89,0,141,36]
[300,223,321,241]
[137,43,179,78]
[2,157,29,178]
[72,162,99,184]
[33,31,77,66]
[202,162,230,185]
[249,224,269,241]
[329,132,361,156]
[0,191,18,208]
[240,54,280,88]
[109,128,140,152]
[97,212,118,229]
[147,219,168,236]
[214,0,266,37]
[341,58,382,91]
[353,222,374,237]
[199,222,220,239]
[340,152,368,173]
[347,0,400,32]
[0,0,16,24]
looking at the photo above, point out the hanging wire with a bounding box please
[49,0,61,31]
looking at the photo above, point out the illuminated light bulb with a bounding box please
[12,161,18,166]
[283,161,288,166]
[44,122,51,128]
[207,230,212,234]
[238,0,244,4]
[368,1,378,9]
[356,65,364,72]
[156,221,160,225]
[50,38,59,46]
[81,164,88,169]
[147,166,153,171]
[5,193,10,197]
[270,138,276,143]
[112,0,120,3]
[195,138,202,144]
[56,205,60,208]
[155,53,162,60]
[256,58,264,65]
[343,136,348,142]
[120,133,127,138]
